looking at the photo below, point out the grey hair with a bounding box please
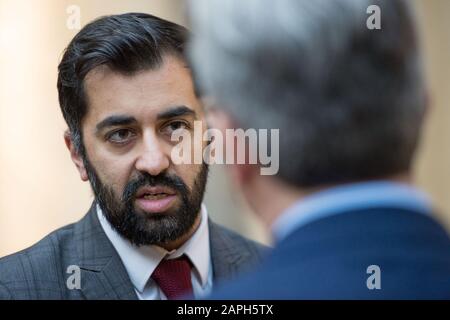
[188,0,426,187]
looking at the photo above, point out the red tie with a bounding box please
[151,255,193,300]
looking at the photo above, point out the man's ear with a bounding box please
[231,162,259,187]
[423,89,432,120]
[64,131,89,181]
[206,108,257,186]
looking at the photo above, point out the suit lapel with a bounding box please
[208,221,247,282]
[74,203,138,300]
[73,206,258,298]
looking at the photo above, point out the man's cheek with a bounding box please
[101,172,126,197]
[177,165,198,186]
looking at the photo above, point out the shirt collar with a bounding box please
[97,203,211,293]
[272,181,432,242]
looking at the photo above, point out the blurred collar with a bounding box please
[273,181,432,242]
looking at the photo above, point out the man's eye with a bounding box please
[107,129,135,144]
[162,121,190,135]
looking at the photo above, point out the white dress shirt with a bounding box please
[97,203,213,300]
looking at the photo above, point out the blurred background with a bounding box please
[0,0,449,257]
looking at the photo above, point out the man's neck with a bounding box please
[250,173,413,229]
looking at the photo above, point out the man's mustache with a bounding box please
[122,172,189,202]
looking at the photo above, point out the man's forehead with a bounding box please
[82,58,203,123]
[84,54,190,90]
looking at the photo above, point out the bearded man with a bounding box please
[0,13,265,300]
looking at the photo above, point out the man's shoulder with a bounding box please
[209,221,269,255]
[208,220,270,281]
[0,221,78,272]
[210,208,450,299]
[0,220,80,299]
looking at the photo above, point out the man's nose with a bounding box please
[135,132,170,176]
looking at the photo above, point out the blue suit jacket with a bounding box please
[209,207,450,299]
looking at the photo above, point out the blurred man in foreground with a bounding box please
[189,0,450,298]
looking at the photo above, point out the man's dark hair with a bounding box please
[57,12,188,154]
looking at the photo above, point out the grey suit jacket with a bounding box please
[0,203,267,299]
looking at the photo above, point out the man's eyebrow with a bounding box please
[96,115,137,132]
[157,106,196,120]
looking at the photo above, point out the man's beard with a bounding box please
[82,154,209,247]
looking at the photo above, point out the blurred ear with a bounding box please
[206,107,229,133]
[64,131,89,182]
[206,108,257,186]
[423,89,432,120]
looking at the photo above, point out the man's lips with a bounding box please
[135,186,177,213]
[135,186,176,198]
